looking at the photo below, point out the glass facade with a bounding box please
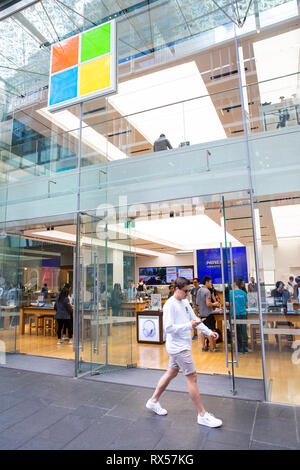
[1,0,300,405]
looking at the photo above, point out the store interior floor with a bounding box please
[4,323,300,405]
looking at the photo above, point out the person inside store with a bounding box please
[64,283,73,336]
[248,276,258,292]
[137,278,146,293]
[54,286,73,345]
[287,276,295,296]
[168,285,175,298]
[191,278,201,340]
[196,276,220,352]
[230,278,249,354]
[292,276,300,303]
[208,281,220,303]
[127,281,137,300]
[271,281,293,345]
[41,283,48,301]
[153,133,173,152]
[239,278,248,294]
[145,276,222,428]
[110,283,123,316]
[271,281,290,312]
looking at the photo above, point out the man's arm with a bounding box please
[186,302,216,338]
[206,293,219,308]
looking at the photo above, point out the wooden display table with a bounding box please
[20,307,56,335]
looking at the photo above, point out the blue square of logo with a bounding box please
[49,67,78,106]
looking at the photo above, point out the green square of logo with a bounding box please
[81,23,111,62]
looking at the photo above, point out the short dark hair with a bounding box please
[202,276,212,286]
[174,277,189,290]
[193,278,200,283]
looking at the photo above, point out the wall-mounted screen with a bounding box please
[196,247,248,284]
[166,266,194,282]
[139,267,167,285]
[139,266,194,285]
[178,267,194,280]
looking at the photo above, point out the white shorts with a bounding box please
[169,349,196,376]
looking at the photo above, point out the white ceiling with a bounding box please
[108,61,226,147]
[134,213,241,249]
[253,28,300,103]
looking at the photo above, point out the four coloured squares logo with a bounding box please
[48,19,117,111]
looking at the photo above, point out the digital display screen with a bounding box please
[196,247,248,284]
[139,266,194,285]
[139,267,167,285]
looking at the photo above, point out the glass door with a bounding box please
[220,192,264,394]
[76,209,137,376]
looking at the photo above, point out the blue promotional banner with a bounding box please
[196,247,248,284]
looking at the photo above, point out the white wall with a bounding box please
[246,239,300,286]
[274,238,300,282]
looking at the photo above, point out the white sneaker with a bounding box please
[197,412,222,428]
[57,340,63,344]
[146,399,167,416]
[68,339,73,344]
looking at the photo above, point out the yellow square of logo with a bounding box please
[80,56,110,96]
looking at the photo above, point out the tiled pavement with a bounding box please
[0,367,299,450]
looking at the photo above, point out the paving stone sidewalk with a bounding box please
[0,367,299,450]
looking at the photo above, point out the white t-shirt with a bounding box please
[163,296,213,355]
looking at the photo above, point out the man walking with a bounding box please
[146,277,222,428]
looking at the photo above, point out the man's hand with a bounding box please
[211,331,219,341]
[191,319,201,328]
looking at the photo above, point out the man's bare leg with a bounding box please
[149,367,178,403]
[185,372,206,416]
[200,332,215,350]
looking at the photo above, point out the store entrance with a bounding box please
[75,191,264,396]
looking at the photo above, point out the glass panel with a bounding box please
[0,232,21,359]
[0,214,77,364]
[254,192,300,405]
[222,192,264,385]
[76,209,137,376]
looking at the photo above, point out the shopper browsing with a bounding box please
[197,276,220,352]
[146,277,222,428]
[230,278,248,353]
[54,286,73,345]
